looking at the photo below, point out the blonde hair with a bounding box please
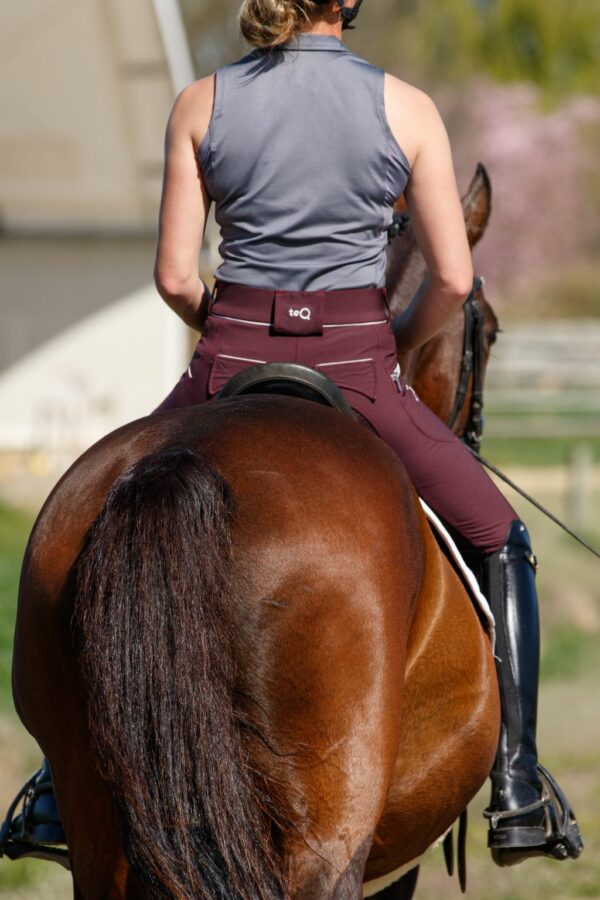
[239,0,330,49]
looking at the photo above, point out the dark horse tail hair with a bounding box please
[73,446,285,900]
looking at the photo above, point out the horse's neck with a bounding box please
[386,240,426,320]
[385,240,428,381]
[386,239,466,421]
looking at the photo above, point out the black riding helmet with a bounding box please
[313,0,365,30]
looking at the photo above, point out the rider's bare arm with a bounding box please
[154,75,215,331]
[384,76,473,352]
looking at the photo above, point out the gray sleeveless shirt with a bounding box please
[198,33,411,291]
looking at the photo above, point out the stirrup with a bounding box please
[484,764,583,867]
[0,770,70,869]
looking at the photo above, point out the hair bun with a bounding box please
[239,0,326,50]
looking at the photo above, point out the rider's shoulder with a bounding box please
[172,75,216,116]
[168,76,216,148]
[383,74,441,122]
[383,75,449,162]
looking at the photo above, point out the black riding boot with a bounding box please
[0,758,69,868]
[475,520,583,866]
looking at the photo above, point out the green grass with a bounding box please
[0,505,53,894]
[541,627,600,682]
[0,504,34,715]
[481,436,600,467]
[486,408,600,420]
[0,858,45,891]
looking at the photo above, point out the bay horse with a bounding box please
[11,165,501,899]
[386,162,499,440]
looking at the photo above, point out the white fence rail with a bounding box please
[485,320,600,436]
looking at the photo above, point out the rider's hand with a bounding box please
[197,280,214,331]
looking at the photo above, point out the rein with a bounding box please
[388,215,600,559]
[467,448,600,560]
[447,277,485,453]
[452,285,599,558]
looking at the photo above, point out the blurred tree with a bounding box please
[179,0,600,102]
[481,0,600,97]
[366,0,600,100]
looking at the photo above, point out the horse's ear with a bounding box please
[461,162,492,250]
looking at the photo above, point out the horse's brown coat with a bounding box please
[13,398,499,898]
[13,167,501,898]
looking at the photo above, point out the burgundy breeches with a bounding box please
[157,282,516,554]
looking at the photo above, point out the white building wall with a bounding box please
[0,0,179,231]
[0,286,181,454]
[0,0,196,460]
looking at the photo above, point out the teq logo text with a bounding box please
[289,307,312,321]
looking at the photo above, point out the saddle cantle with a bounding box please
[216,362,355,418]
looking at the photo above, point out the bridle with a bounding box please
[388,213,486,452]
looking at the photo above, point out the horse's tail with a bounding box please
[73,446,284,900]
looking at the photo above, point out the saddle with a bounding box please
[216,361,355,417]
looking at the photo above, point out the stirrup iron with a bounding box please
[485,764,583,866]
[0,768,70,869]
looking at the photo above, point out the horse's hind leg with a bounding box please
[371,867,420,900]
[47,746,134,900]
[265,591,406,900]
[272,592,406,900]
[288,836,374,900]
[293,844,419,900]
[333,839,380,900]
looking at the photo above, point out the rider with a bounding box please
[1,0,582,871]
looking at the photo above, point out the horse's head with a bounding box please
[386,163,500,442]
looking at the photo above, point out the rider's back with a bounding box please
[199,32,411,291]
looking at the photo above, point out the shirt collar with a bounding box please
[277,33,348,52]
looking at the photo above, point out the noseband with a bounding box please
[388,213,486,452]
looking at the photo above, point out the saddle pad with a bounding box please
[419,498,496,651]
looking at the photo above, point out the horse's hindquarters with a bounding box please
[14,398,425,899]
[366,522,500,886]
[216,402,425,898]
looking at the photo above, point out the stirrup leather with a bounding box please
[0,769,70,869]
[484,764,583,864]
